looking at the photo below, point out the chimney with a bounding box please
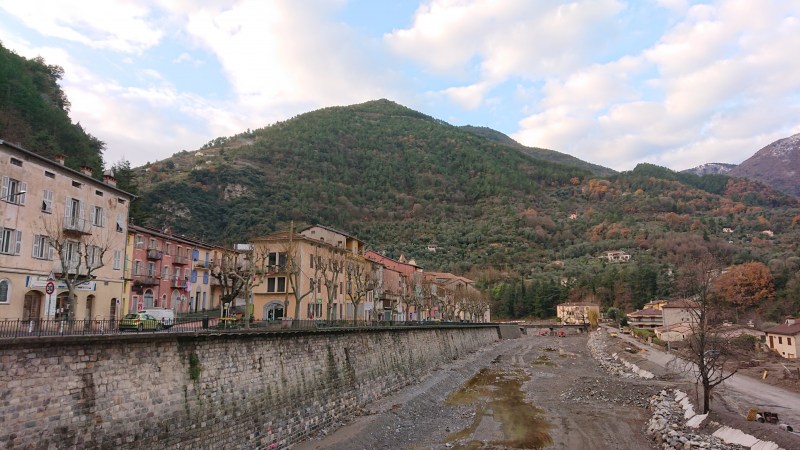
[103,170,117,186]
[80,165,93,176]
[787,317,797,326]
[54,154,65,165]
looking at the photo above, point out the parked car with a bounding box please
[119,312,163,331]
[140,308,175,328]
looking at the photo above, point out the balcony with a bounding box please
[53,260,89,276]
[173,255,189,265]
[172,277,187,289]
[133,273,159,286]
[194,260,209,269]
[63,215,92,235]
[147,249,163,260]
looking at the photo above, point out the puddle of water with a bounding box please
[532,355,556,367]
[445,367,552,449]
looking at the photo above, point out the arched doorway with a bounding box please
[86,295,95,319]
[263,302,284,321]
[23,291,43,320]
[171,290,180,311]
[143,289,154,308]
[55,292,69,319]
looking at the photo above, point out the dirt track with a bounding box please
[293,331,664,449]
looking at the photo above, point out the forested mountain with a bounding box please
[134,100,800,322]
[0,43,105,174]
[459,125,616,177]
[2,46,798,322]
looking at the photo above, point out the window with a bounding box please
[778,337,783,344]
[192,249,199,261]
[1,177,26,205]
[310,257,314,269]
[133,260,141,276]
[72,180,82,188]
[203,272,209,284]
[148,239,158,250]
[135,235,144,248]
[0,279,9,304]
[90,206,105,227]
[165,243,172,255]
[118,198,126,204]
[87,245,103,268]
[113,250,121,270]
[162,266,170,279]
[0,228,22,255]
[44,171,55,179]
[10,157,22,166]
[267,277,287,293]
[116,214,125,233]
[41,190,53,213]
[32,235,53,260]
[95,190,103,197]
[268,252,287,269]
[789,338,793,346]
[191,270,197,283]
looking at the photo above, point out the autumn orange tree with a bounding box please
[712,261,774,321]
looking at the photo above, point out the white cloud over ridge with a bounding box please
[0,0,798,173]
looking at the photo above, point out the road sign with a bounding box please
[45,281,55,295]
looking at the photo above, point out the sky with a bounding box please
[1,0,799,172]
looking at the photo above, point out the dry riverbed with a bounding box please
[293,330,665,449]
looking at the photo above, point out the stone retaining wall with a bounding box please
[0,326,500,449]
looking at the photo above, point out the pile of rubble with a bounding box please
[587,330,649,378]
[646,390,741,450]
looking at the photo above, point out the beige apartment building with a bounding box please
[1,140,133,321]
[557,302,600,325]
[250,225,372,321]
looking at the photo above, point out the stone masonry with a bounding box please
[0,326,499,449]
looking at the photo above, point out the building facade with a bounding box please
[556,302,600,325]
[124,225,215,314]
[1,140,133,321]
[765,318,800,359]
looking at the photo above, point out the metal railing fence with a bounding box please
[0,318,490,339]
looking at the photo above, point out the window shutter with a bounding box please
[18,182,26,205]
[1,177,8,199]
[90,206,97,225]
[191,270,197,283]
[192,249,199,261]
[77,201,84,220]
[14,231,22,255]
[203,272,209,284]
[48,241,54,260]
[33,235,41,257]
[65,197,73,220]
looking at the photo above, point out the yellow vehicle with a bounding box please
[610,332,618,337]
[119,312,163,331]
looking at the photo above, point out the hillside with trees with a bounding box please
[0,43,106,174]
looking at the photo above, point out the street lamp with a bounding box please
[0,190,26,202]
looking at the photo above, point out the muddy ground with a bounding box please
[293,331,667,450]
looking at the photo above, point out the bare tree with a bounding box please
[283,231,320,323]
[677,254,739,413]
[344,255,375,323]
[210,244,267,328]
[314,246,345,321]
[43,215,114,320]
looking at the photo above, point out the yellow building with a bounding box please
[250,225,369,321]
[1,140,133,321]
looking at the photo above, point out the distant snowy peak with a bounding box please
[729,132,800,197]
[681,163,736,176]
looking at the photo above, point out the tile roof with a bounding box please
[764,323,800,336]
[628,308,662,317]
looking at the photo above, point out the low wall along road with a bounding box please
[0,325,499,449]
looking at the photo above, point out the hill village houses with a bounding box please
[1,141,489,324]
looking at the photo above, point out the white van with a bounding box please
[140,308,175,328]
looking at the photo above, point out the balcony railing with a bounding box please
[194,260,209,269]
[133,274,159,286]
[172,277,187,288]
[53,261,89,276]
[147,249,163,260]
[63,215,92,235]
[173,255,189,265]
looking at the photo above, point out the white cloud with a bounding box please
[0,0,163,53]
[513,0,800,171]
